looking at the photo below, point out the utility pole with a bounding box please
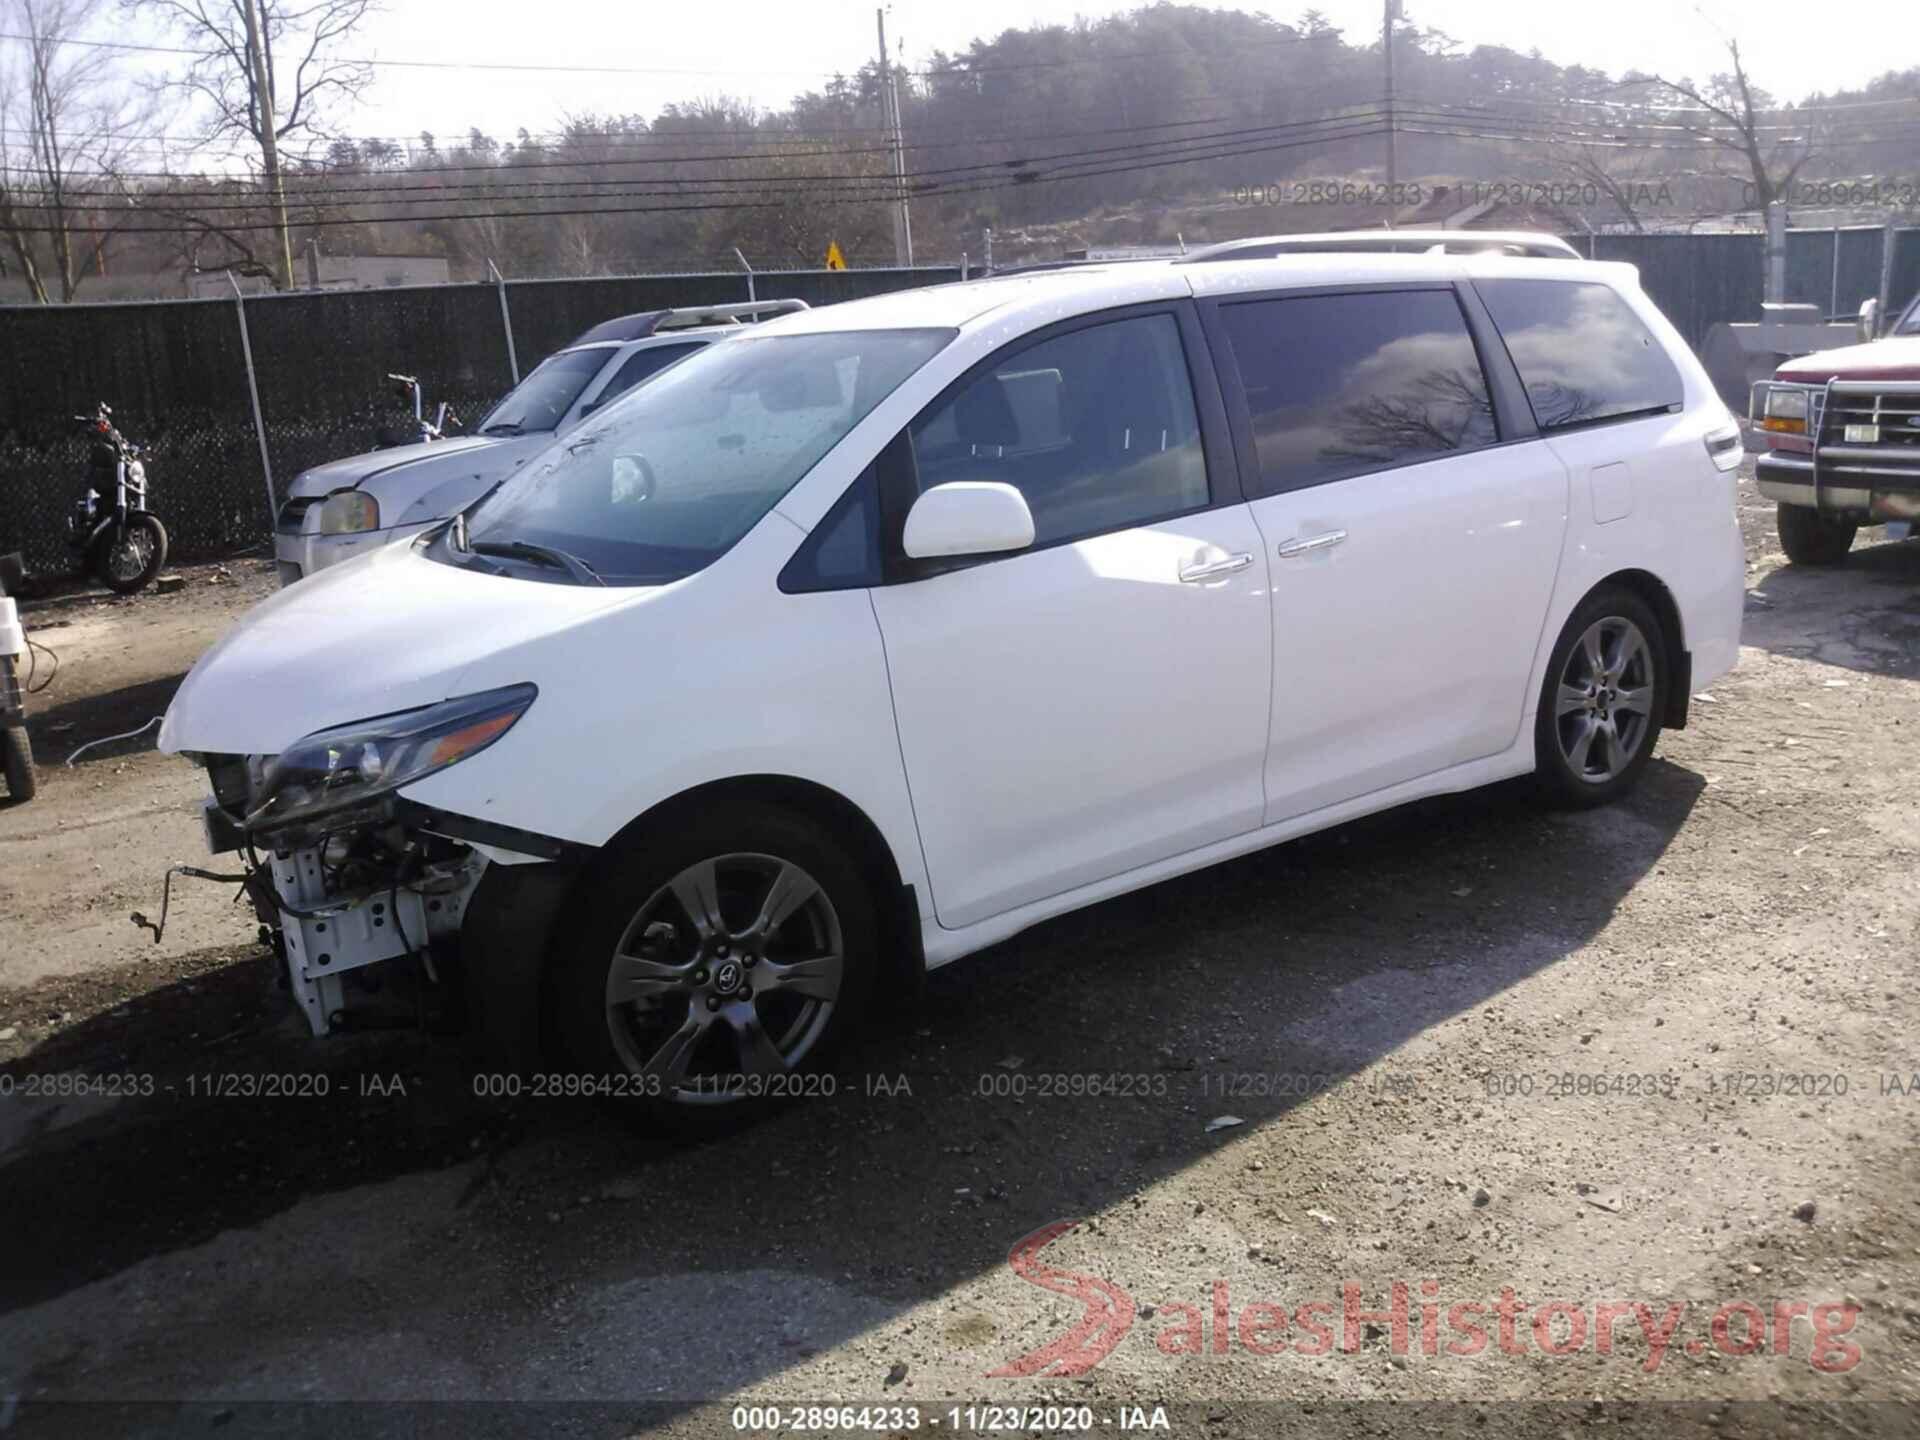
[1382,0,1399,198]
[241,0,294,289]
[875,8,913,267]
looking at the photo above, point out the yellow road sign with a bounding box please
[824,240,847,271]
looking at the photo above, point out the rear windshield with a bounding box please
[1476,278,1684,431]
[446,328,952,586]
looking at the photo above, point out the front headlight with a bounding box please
[1758,385,1810,435]
[318,489,380,534]
[246,683,536,834]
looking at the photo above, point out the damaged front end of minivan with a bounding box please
[177,683,559,1037]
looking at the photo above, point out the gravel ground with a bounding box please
[0,470,1917,1440]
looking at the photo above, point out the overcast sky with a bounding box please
[93,0,1919,164]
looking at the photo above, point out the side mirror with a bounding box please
[611,454,656,504]
[1857,298,1879,343]
[902,481,1035,561]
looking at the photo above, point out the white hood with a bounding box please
[159,541,635,756]
[286,436,499,499]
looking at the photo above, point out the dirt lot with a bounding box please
[1,471,1917,1440]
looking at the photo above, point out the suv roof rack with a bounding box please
[565,298,810,348]
[1179,230,1582,263]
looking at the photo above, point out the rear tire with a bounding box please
[1777,503,1856,566]
[93,514,169,595]
[2,724,35,803]
[1533,586,1667,809]
[549,805,877,1137]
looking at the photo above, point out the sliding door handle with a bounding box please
[1177,551,1253,583]
[1277,529,1347,559]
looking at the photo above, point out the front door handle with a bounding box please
[1178,551,1253,583]
[1276,529,1347,559]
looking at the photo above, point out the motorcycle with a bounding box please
[376,373,460,448]
[67,403,169,596]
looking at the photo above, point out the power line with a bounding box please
[0,117,1395,235]
[0,106,1396,201]
[0,27,1305,81]
[0,108,1300,183]
[5,112,1397,222]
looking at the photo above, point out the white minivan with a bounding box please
[162,253,1745,1129]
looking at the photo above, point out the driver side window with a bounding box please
[907,311,1210,548]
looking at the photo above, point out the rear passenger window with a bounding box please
[1476,279,1682,431]
[907,312,1209,548]
[1217,289,1498,496]
[595,341,704,406]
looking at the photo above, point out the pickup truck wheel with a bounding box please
[1533,587,1666,809]
[551,805,876,1136]
[1777,503,1856,566]
[2,724,35,803]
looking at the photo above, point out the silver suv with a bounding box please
[272,299,807,585]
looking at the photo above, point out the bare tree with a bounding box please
[134,0,376,287]
[1548,128,1673,234]
[0,0,158,301]
[1648,39,1815,215]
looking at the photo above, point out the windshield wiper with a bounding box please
[470,539,606,586]
[479,421,527,436]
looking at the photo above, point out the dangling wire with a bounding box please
[24,636,59,693]
[131,864,251,944]
[66,714,162,766]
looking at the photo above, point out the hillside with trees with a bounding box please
[3,2,1917,298]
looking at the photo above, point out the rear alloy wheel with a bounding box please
[1534,588,1666,808]
[554,808,875,1133]
[1776,502,1856,566]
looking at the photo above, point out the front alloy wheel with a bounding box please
[94,514,169,595]
[553,806,876,1132]
[605,853,845,1100]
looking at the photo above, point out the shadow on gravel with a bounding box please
[1745,537,1920,679]
[0,761,1704,1412]
[18,671,185,767]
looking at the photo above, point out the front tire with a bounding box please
[2,724,35,803]
[93,514,169,594]
[550,805,877,1135]
[1533,587,1667,809]
[1777,502,1856,566]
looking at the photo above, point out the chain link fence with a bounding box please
[1569,226,1920,347]
[0,266,958,576]
[8,238,1913,577]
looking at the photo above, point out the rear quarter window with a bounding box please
[1476,278,1683,431]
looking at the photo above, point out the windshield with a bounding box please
[474,347,610,434]
[445,327,952,585]
[1897,297,1920,336]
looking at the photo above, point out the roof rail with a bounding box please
[1178,230,1581,263]
[652,298,810,331]
[565,298,810,348]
